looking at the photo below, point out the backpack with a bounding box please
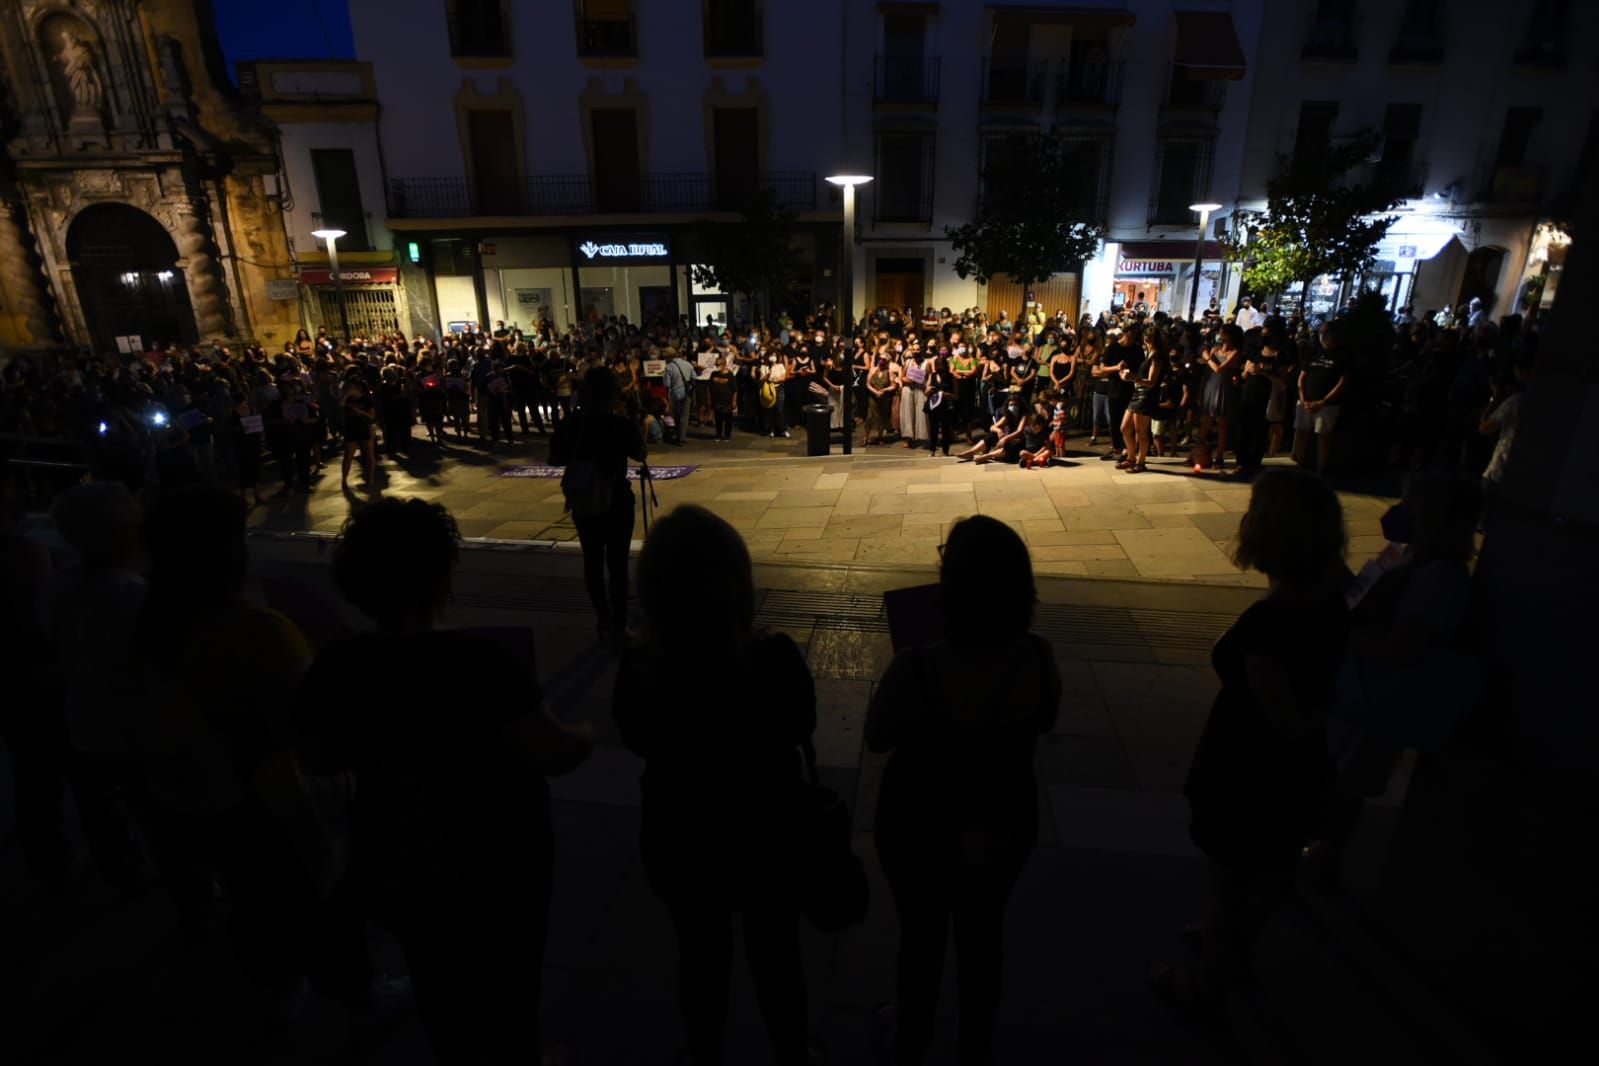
[760,380,778,408]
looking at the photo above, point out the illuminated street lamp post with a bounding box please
[311,227,350,343]
[1187,202,1223,322]
[825,174,872,455]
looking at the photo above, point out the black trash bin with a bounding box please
[803,403,833,456]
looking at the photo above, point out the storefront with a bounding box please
[299,264,403,339]
[571,233,679,326]
[1108,241,1224,316]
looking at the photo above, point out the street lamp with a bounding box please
[311,228,351,345]
[1187,202,1223,322]
[825,174,872,454]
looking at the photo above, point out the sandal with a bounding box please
[1115,458,1133,470]
[1131,462,1147,473]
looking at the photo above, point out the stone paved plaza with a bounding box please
[248,425,1400,585]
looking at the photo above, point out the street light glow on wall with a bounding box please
[311,228,351,342]
[826,174,872,455]
[1188,202,1223,321]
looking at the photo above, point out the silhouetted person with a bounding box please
[297,498,593,1063]
[867,515,1060,1065]
[136,487,367,1020]
[614,505,817,1066]
[39,483,147,892]
[0,478,70,887]
[548,366,645,646]
[1156,468,1349,1012]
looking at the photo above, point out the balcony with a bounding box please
[704,5,762,56]
[1056,58,1123,108]
[874,55,941,104]
[981,58,1049,105]
[981,57,1122,110]
[1481,164,1544,205]
[1162,70,1225,112]
[576,15,636,57]
[386,171,817,218]
[1366,158,1430,201]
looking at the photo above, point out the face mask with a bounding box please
[1007,404,1019,413]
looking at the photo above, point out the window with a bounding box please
[1165,65,1222,109]
[712,108,758,210]
[1391,0,1444,61]
[1495,107,1541,168]
[1375,103,1423,192]
[1059,136,1112,223]
[590,108,641,211]
[877,12,937,102]
[576,0,635,57]
[1149,140,1214,225]
[1516,0,1569,65]
[310,149,370,251]
[447,0,509,58]
[1304,0,1356,59]
[704,0,762,57]
[875,133,934,223]
[1292,100,1339,174]
[467,109,521,214]
[1575,111,1599,196]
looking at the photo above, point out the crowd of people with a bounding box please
[2,422,1495,1063]
[0,286,1536,518]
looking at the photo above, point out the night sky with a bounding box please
[210,0,355,82]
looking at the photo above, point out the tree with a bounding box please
[1226,130,1401,303]
[691,187,805,323]
[945,133,1103,289]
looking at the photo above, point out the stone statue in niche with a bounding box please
[56,29,104,112]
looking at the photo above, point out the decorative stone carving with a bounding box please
[56,29,104,112]
[0,204,62,347]
[170,206,233,338]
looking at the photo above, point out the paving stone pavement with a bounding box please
[248,420,1399,586]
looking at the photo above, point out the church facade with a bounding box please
[0,0,298,356]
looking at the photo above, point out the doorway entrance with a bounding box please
[67,203,197,354]
[874,257,925,313]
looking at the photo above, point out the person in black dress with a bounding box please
[924,354,958,457]
[1118,328,1166,472]
[868,516,1060,1064]
[1156,468,1348,1011]
[340,375,378,489]
[614,505,818,1066]
[232,388,264,508]
[298,498,593,1063]
[547,366,646,646]
[266,376,316,495]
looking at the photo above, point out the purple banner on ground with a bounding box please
[496,464,697,480]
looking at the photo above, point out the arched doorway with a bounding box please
[67,203,197,353]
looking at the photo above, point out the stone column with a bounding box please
[169,204,234,339]
[0,201,62,348]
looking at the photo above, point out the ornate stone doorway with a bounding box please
[66,203,197,353]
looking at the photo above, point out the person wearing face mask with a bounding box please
[898,345,930,449]
[865,353,896,445]
[951,342,979,423]
[760,349,790,438]
[955,399,1025,464]
[789,341,818,429]
[924,353,958,457]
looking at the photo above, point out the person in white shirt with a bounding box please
[759,349,790,438]
[1466,297,1488,329]
[1233,297,1263,331]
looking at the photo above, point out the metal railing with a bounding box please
[576,15,636,56]
[387,171,817,218]
[981,57,1121,108]
[1367,158,1430,200]
[874,55,941,103]
[1163,68,1225,110]
[447,1,512,57]
[1057,58,1123,106]
[1481,164,1544,204]
[980,58,1050,104]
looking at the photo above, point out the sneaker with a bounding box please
[783,431,792,438]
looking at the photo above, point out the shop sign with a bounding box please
[298,267,399,285]
[266,278,300,300]
[511,287,553,314]
[575,236,670,261]
[1117,259,1176,275]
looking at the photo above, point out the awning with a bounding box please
[1173,11,1246,80]
[1118,240,1223,260]
[1371,216,1461,264]
[988,4,1136,28]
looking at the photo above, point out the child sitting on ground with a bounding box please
[1019,413,1053,469]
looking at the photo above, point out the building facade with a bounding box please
[321,0,1595,338]
[348,0,857,338]
[238,59,411,341]
[1234,0,1594,321]
[0,0,300,356]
